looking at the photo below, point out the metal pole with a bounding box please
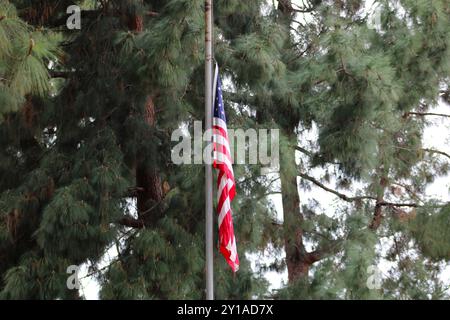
[205,0,214,301]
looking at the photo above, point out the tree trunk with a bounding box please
[136,96,163,225]
[370,175,388,230]
[127,15,163,226]
[279,130,310,283]
[274,0,310,283]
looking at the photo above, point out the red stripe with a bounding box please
[213,125,228,140]
[213,114,238,272]
[217,186,229,215]
[214,162,234,184]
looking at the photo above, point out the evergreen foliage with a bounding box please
[0,0,450,300]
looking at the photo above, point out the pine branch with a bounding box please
[376,201,418,208]
[404,111,450,118]
[308,238,344,263]
[292,7,316,13]
[376,201,448,208]
[294,146,342,165]
[120,183,172,229]
[298,172,377,202]
[119,215,145,229]
[294,145,314,157]
[79,229,136,280]
[80,260,117,280]
[369,175,387,230]
[271,218,283,226]
[422,148,450,161]
[391,182,424,203]
[127,186,144,197]
[299,172,449,208]
[119,196,164,229]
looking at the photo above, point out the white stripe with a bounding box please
[218,196,231,227]
[213,117,228,131]
[228,236,237,262]
[227,178,234,191]
[212,63,219,106]
[218,176,234,197]
[225,236,238,271]
[214,151,234,174]
[213,134,231,157]
[218,175,228,196]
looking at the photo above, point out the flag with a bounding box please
[212,66,239,272]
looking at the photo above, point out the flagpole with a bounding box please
[205,0,214,301]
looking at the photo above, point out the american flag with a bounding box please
[212,66,239,272]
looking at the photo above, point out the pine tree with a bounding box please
[0,0,279,299]
[217,0,450,298]
[1,0,450,300]
[263,0,450,298]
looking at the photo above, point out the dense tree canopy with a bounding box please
[0,0,450,299]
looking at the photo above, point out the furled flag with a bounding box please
[212,65,239,272]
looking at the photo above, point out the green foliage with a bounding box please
[340,219,380,299]
[0,0,449,300]
[100,217,204,299]
[277,259,343,300]
[407,206,450,261]
[0,1,60,117]
[0,254,77,299]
